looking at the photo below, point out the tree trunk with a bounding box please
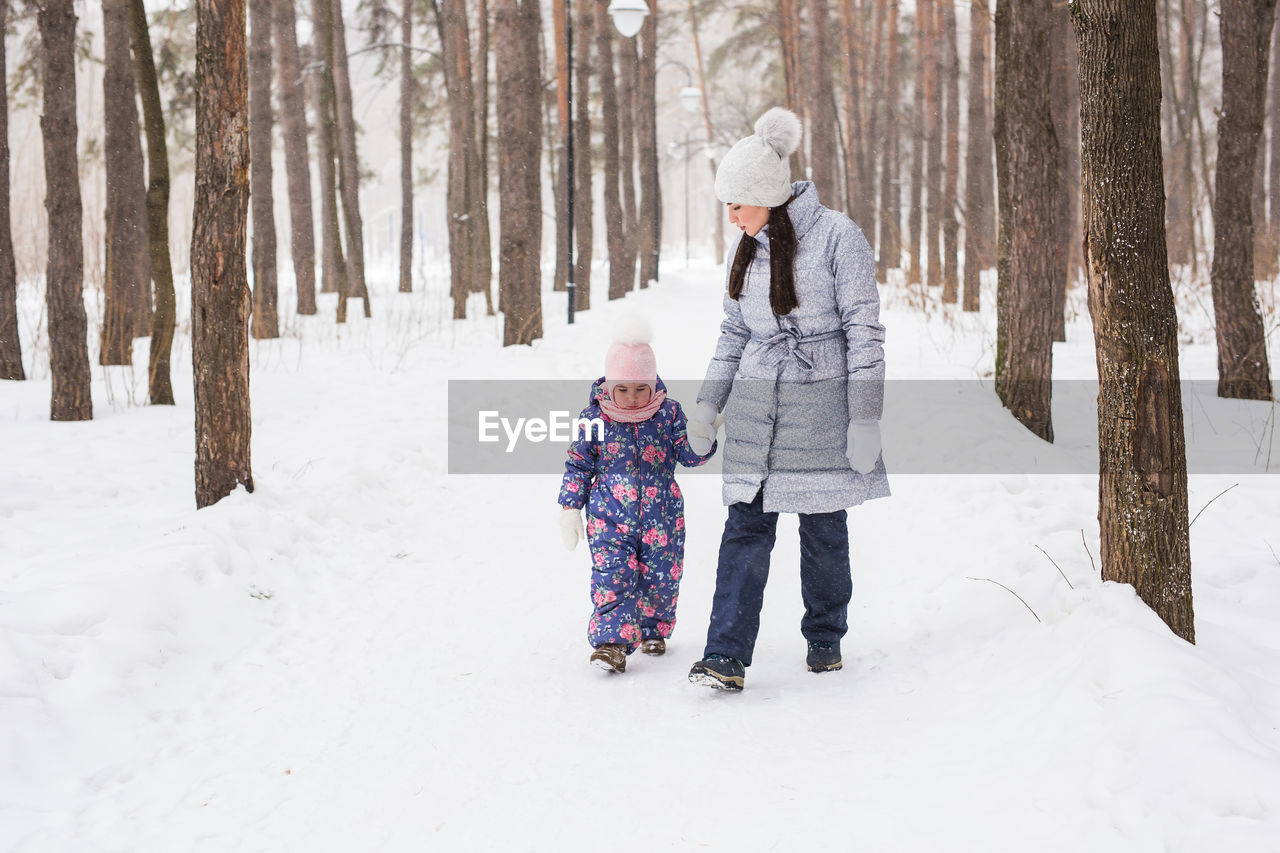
[0,0,25,381]
[552,0,569,294]
[619,34,639,293]
[906,3,925,284]
[398,0,413,292]
[940,0,960,302]
[962,0,991,312]
[1210,0,1276,401]
[1253,98,1276,279]
[806,0,839,203]
[496,0,542,345]
[572,0,592,310]
[594,1,626,302]
[1164,0,1197,269]
[1271,23,1280,271]
[312,0,347,299]
[923,0,943,289]
[473,0,495,314]
[1050,3,1081,340]
[274,0,317,313]
[637,2,659,285]
[102,0,149,364]
[332,0,369,320]
[192,0,253,507]
[841,0,865,225]
[878,0,900,276]
[1073,0,1195,644]
[862,0,886,259]
[686,0,723,261]
[994,0,1057,442]
[38,0,92,421]
[129,0,177,404]
[249,0,279,339]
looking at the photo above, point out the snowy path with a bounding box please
[3,265,1280,851]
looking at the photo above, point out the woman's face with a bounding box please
[727,203,770,237]
[612,383,653,409]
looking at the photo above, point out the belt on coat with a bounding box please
[754,325,845,371]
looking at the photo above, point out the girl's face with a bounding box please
[727,203,770,237]
[612,383,653,409]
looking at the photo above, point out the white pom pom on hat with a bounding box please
[714,107,803,207]
[605,313,657,392]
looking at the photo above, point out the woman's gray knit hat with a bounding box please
[714,107,803,207]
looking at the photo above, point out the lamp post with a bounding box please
[563,0,649,324]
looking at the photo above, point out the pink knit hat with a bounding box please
[604,314,657,396]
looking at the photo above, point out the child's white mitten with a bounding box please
[845,420,882,474]
[559,507,584,550]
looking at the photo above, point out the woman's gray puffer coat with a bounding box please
[698,181,890,514]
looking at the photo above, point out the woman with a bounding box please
[685,108,888,692]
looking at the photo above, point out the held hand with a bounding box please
[845,420,882,475]
[687,401,722,457]
[559,507,584,551]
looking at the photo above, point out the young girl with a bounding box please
[558,316,717,673]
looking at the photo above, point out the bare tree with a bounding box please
[192,0,253,508]
[1271,23,1280,270]
[595,0,627,301]
[962,0,992,311]
[571,0,592,310]
[128,0,177,404]
[552,0,569,294]
[37,0,92,420]
[841,0,869,228]
[994,0,1058,441]
[906,4,925,284]
[878,0,901,277]
[636,2,659,285]
[939,0,959,302]
[619,32,639,292]
[1073,0,1194,644]
[1162,0,1198,270]
[806,0,838,202]
[686,0,723,261]
[274,0,317,313]
[923,0,942,289]
[249,0,280,338]
[0,0,24,381]
[102,0,150,364]
[496,0,542,345]
[332,0,370,320]
[1050,3,1081,340]
[1210,0,1276,401]
[313,0,348,299]
[399,0,413,292]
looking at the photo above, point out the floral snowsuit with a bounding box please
[558,377,715,651]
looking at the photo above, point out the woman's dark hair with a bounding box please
[727,199,799,316]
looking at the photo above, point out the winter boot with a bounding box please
[590,644,627,673]
[688,654,745,691]
[806,640,843,673]
[640,638,666,656]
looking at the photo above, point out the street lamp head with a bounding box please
[678,86,702,114]
[607,0,650,38]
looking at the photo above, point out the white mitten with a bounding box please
[845,420,882,475]
[687,401,721,456]
[559,507,584,551]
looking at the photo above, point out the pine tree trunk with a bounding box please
[129,0,176,404]
[1073,0,1194,644]
[398,0,414,293]
[923,0,943,289]
[878,0,900,276]
[332,0,369,319]
[249,0,279,339]
[473,0,494,314]
[1210,0,1276,401]
[192,0,253,507]
[552,0,569,294]
[572,0,592,310]
[274,0,317,313]
[962,0,990,312]
[595,1,625,301]
[496,0,542,345]
[1049,4,1081,340]
[637,3,659,286]
[994,0,1057,442]
[312,0,347,299]
[940,0,959,302]
[906,4,925,285]
[38,0,92,421]
[102,0,149,364]
[619,34,639,293]
[806,0,839,203]
[0,0,25,381]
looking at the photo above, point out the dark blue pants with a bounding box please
[703,490,852,666]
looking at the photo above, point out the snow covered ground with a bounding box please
[3,258,1279,852]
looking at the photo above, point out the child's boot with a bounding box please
[590,643,627,673]
[640,638,666,656]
